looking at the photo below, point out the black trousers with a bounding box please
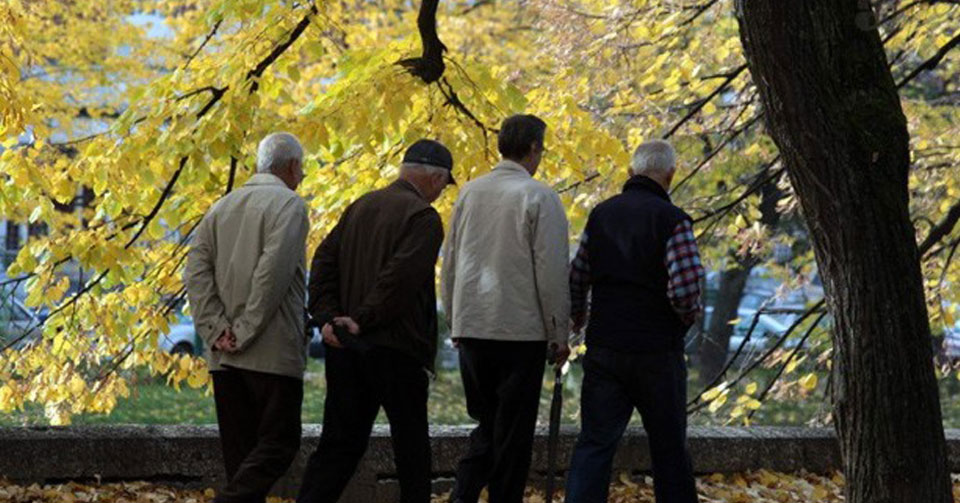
[297,345,431,503]
[565,347,697,503]
[451,339,547,503]
[212,367,303,503]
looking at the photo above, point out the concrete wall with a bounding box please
[2,425,959,502]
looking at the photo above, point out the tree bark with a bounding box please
[735,1,951,502]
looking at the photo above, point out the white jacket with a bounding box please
[441,160,571,346]
[184,173,309,378]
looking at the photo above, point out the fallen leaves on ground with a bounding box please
[3,471,960,502]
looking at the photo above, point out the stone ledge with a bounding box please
[2,425,958,502]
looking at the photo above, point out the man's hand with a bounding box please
[549,342,571,367]
[321,323,344,348]
[214,329,237,353]
[333,316,360,335]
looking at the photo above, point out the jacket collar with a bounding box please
[624,175,671,201]
[494,159,532,178]
[244,173,289,188]
[392,178,425,199]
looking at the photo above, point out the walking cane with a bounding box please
[545,358,564,503]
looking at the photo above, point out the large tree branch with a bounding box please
[399,0,447,83]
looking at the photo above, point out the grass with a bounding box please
[4,359,960,428]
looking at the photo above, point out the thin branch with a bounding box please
[688,300,827,414]
[747,311,828,420]
[919,199,960,257]
[461,0,493,15]
[247,4,319,92]
[692,158,783,224]
[558,173,601,195]
[175,86,223,102]
[438,76,493,133]
[662,64,747,139]
[670,111,762,195]
[679,0,721,26]
[183,19,222,70]
[896,32,960,89]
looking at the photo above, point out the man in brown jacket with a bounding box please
[297,139,455,503]
[184,132,309,503]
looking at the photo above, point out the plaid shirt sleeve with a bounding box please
[665,219,705,325]
[569,232,591,324]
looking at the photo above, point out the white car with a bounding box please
[702,288,811,358]
[158,314,201,355]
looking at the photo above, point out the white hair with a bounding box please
[256,132,303,174]
[630,139,676,177]
[401,162,448,178]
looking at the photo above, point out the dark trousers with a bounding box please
[212,367,303,503]
[451,339,547,503]
[565,347,697,503]
[297,346,431,503]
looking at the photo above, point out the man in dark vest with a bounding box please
[565,139,704,503]
[297,139,455,503]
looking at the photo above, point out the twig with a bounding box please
[183,19,222,70]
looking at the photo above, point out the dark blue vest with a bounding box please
[585,175,691,353]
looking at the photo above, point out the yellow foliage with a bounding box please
[0,0,957,423]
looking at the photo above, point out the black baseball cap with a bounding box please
[402,139,456,185]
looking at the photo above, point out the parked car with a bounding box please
[701,268,822,357]
[158,314,203,355]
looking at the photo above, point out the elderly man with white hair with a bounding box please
[184,132,310,503]
[565,139,704,503]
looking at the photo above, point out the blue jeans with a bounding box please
[565,346,697,503]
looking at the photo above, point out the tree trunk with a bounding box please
[735,1,951,502]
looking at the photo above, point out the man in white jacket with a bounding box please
[184,132,309,503]
[441,114,571,503]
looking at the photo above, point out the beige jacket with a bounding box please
[184,173,310,379]
[440,160,571,346]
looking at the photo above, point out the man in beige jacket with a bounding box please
[441,114,571,503]
[184,132,310,503]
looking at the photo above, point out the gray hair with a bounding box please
[630,139,676,177]
[256,132,303,174]
[401,162,448,178]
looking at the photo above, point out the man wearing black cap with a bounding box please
[297,139,455,503]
